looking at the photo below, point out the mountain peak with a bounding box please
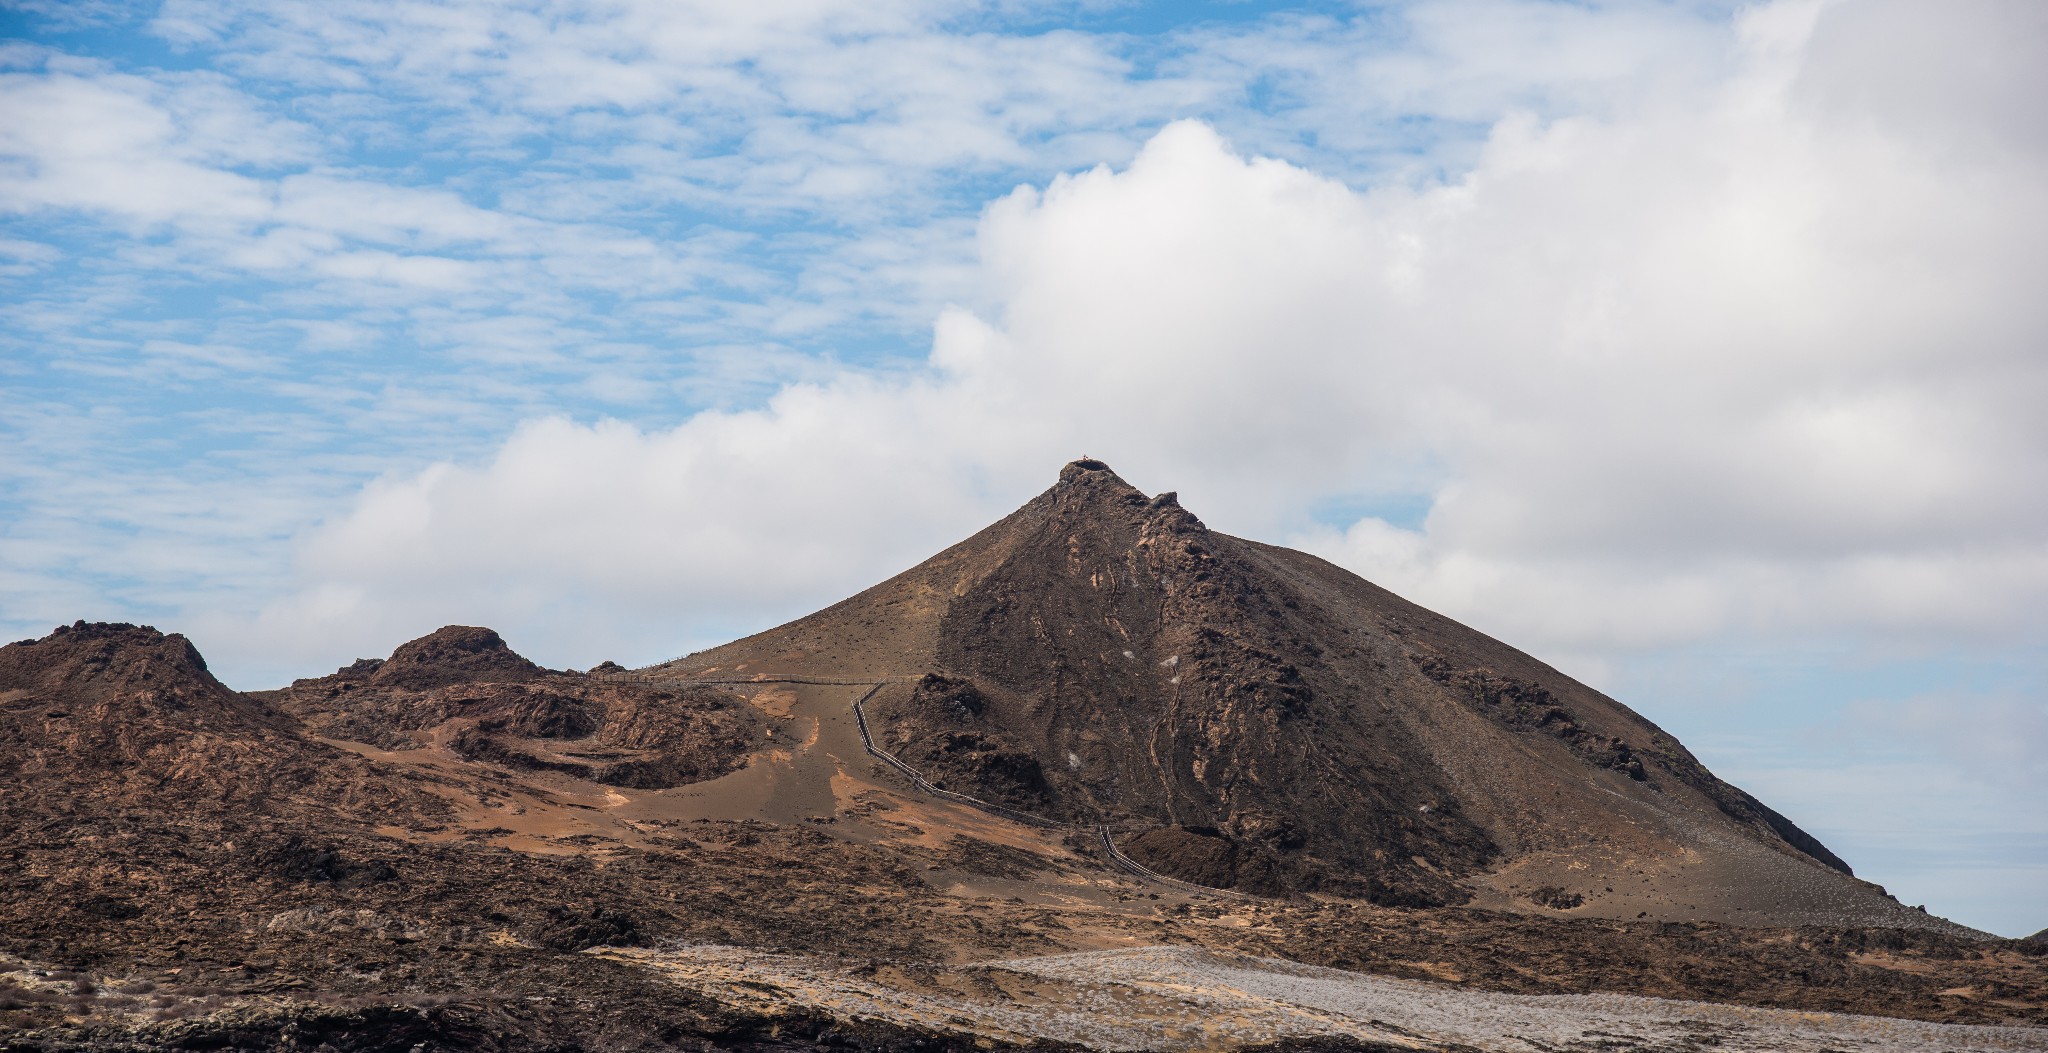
[1054,457,1146,503]
[669,459,1929,926]
[1057,456,1117,483]
[1047,458,1206,535]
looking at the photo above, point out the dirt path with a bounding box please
[608,673,1248,898]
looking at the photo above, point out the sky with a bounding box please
[1,0,2043,936]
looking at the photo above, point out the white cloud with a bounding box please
[0,55,741,320]
[228,0,2048,683]
[0,64,285,231]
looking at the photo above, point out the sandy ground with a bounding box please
[601,944,2048,1053]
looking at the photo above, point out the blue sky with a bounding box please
[3,0,2044,936]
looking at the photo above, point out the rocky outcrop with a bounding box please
[365,625,544,690]
[272,628,763,790]
[0,623,301,803]
[0,621,239,714]
[1115,825,1291,896]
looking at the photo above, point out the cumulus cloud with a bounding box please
[232,0,2048,686]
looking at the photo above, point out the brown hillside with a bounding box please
[662,459,1945,929]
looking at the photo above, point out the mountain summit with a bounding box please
[665,458,1904,922]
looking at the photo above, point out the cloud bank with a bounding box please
[252,1,2047,683]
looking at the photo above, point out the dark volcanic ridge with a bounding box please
[4,460,2041,1051]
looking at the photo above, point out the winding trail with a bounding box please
[595,672,1249,898]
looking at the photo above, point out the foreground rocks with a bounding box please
[2,777,2044,1050]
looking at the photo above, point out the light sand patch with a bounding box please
[600,944,2048,1053]
[746,686,800,719]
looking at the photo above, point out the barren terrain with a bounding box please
[3,462,2043,1051]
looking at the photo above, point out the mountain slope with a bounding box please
[660,459,1931,927]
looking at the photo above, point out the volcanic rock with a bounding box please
[0,622,306,805]
[271,627,764,789]
[366,624,543,690]
[0,621,239,715]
